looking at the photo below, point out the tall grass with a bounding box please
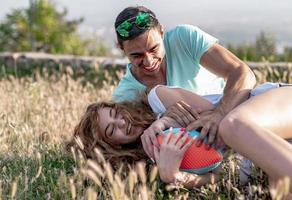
[0,69,289,199]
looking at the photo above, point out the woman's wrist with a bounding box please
[158,167,179,183]
[160,172,176,183]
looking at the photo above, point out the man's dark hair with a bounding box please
[114,6,161,47]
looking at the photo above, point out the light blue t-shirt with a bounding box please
[113,25,225,102]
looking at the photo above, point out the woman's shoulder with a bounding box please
[149,85,181,97]
[148,85,182,115]
[147,85,167,115]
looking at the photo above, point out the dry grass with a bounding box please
[0,70,289,199]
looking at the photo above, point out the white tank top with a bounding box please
[147,82,282,116]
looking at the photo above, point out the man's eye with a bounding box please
[151,47,158,52]
[132,55,142,59]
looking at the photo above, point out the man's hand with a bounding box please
[186,110,225,146]
[163,101,201,127]
[164,101,226,147]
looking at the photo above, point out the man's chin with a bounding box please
[142,63,160,73]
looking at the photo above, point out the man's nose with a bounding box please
[143,53,154,66]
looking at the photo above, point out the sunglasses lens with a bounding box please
[136,13,151,29]
[121,21,133,31]
[116,12,153,37]
[116,21,132,37]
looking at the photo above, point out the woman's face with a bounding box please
[122,28,165,76]
[97,107,144,145]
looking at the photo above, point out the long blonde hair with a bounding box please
[67,99,156,166]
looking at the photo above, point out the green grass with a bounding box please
[0,70,289,199]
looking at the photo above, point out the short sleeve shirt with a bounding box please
[113,25,225,102]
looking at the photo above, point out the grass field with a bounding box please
[0,71,289,199]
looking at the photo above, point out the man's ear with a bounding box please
[160,25,164,39]
[116,42,124,50]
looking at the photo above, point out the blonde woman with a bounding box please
[69,83,292,193]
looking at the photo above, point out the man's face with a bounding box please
[122,28,165,76]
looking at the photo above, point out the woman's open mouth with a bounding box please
[126,123,132,135]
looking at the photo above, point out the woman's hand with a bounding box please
[141,117,179,161]
[153,129,195,183]
[141,119,165,161]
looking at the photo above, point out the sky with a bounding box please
[1,0,292,50]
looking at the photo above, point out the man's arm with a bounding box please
[201,43,256,114]
[187,43,256,145]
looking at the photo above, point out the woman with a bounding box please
[69,83,292,192]
[69,93,220,188]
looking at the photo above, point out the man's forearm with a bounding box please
[216,63,256,116]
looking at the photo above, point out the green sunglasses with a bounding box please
[116,12,155,38]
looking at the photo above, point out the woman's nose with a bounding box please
[115,117,126,128]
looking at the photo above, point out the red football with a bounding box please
[156,128,223,174]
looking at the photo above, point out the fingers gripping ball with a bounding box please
[156,128,223,174]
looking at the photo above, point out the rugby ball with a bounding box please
[156,128,223,174]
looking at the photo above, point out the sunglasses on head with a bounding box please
[116,12,155,38]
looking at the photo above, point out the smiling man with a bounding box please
[112,6,232,102]
[112,6,256,149]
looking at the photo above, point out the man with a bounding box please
[112,6,256,157]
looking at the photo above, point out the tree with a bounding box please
[255,31,276,60]
[0,0,109,56]
[227,31,277,61]
[227,43,256,61]
[281,46,292,62]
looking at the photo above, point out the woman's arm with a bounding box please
[141,116,180,159]
[142,86,215,159]
[155,85,215,112]
[152,130,220,189]
[162,171,220,189]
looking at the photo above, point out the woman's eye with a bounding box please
[113,109,118,118]
[107,125,114,137]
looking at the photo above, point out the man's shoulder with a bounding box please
[112,66,146,102]
[114,69,141,91]
[166,24,200,35]
[164,24,203,45]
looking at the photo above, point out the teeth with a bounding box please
[127,123,131,135]
[144,61,158,71]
